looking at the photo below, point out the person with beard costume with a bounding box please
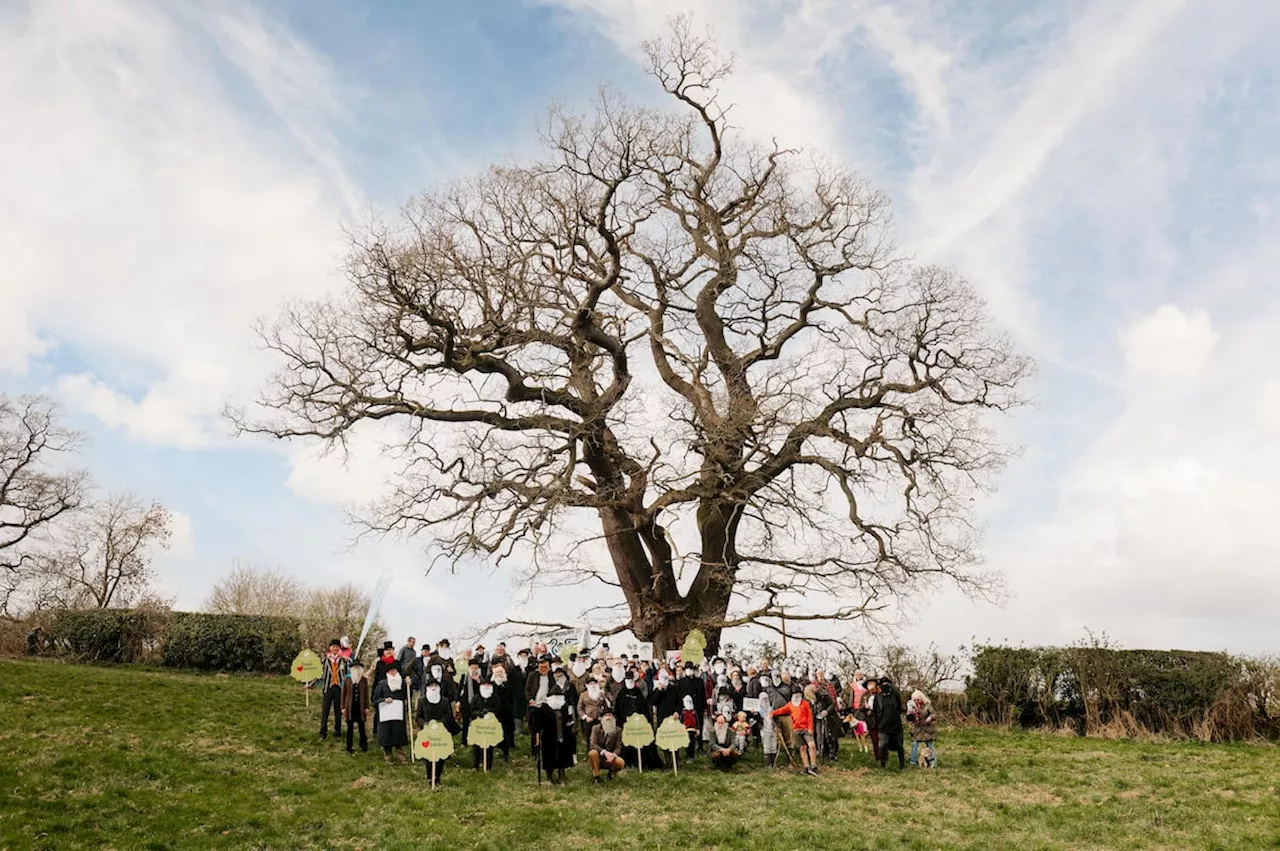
[489,663,515,761]
[531,685,576,783]
[588,709,625,783]
[341,658,371,754]
[613,669,662,769]
[873,675,906,769]
[415,679,461,784]
[462,676,504,770]
[648,667,681,724]
[372,665,410,763]
[372,640,401,735]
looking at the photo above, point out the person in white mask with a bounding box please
[463,677,503,771]
[531,685,576,784]
[373,667,410,763]
[414,680,461,784]
[587,709,625,783]
[490,664,515,762]
[340,659,370,754]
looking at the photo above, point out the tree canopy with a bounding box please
[240,20,1031,653]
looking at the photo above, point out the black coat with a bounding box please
[873,685,904,734]
[462,690,503,723]
[615,686,648,724]
[415,695,461,734]
[649,684,681,723]
[372,678,409,748]
[531,702,576,770]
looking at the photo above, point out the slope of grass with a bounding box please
[2,659,1278,850]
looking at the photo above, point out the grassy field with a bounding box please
[1,659,1278,851]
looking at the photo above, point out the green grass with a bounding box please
[1,659,1278,850]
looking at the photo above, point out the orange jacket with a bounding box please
[772,698,814,732]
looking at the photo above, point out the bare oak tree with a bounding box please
[239,20,1031,654]
[205,561,306,616]
[30,495,172,610]
[0,395,87,575]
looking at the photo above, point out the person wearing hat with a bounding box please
[415,675,461,784]
[462,674,503,770]
[372,660,410,763]
[587,708,624,783]
[319,639,348,741]
[341,659,371,753]
[372,640,400,735]
[872,674,906,769]
[708,712,742,770]
[459,657,485,745]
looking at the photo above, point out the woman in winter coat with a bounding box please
[908,690,938,767]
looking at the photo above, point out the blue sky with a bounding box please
[2,0,1278,656]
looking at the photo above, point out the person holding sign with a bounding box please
[414,679,461,783]
[373,666,410,763]
[587,709,624,784]
[462,677,503,771]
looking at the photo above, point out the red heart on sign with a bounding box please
[297,666,303,672]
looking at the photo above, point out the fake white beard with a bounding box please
[350,671,363,684]
[426,691,442,704]
[480,688,494,699]
[386,675,403,691]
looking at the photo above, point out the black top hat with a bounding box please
[382,640,395,650]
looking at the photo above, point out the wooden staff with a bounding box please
[407,689,416,764]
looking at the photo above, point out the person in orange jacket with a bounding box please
[772,688,819,776]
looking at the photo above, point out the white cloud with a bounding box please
[1120,305,1217,384]
[0,0,353,440]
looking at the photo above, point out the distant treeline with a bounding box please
[960,643,1279,742]
[22,607,333,673]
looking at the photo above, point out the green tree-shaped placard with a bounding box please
[655,716,689,753]
[466,714,504,750]
[415,720,455,762]
[680,629,707,666]
[621,715,654,749]
[290,649,322,682]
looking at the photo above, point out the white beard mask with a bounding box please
[426,688,441,704]
[791,695,802,707]
[431,665,443,680]
[546,695,566,711]
[624,679,635,689]
[386,674,402,692]
[349,669,362,684]
[516,657,528,669]
[601,718,617,735]
[572,661,587,677]
[493,674,507,685]
[439,648,454,660]
[480,685,494,699]
[611,666,624,683]
[587,686,601,700]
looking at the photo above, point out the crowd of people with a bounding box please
[311,635,939,785]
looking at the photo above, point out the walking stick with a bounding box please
[407,689,416,764]
[535,732,543,785]
[777,727,797,767]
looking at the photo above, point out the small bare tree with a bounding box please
[205,561,306,616]
[31,495,172,610]
[238,19,1031,654]
[300,582,385,655]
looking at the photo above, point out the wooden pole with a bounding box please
[407,690,416,764]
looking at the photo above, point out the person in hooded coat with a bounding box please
[648,669,682,725]
[458,658,485,744]
[415,678,461,784]
[873,676,906,769]
[463,676,504,770]
[372,666,410,762]
[531,685,576,783]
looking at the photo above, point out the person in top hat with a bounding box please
[342,658,371,753]
[319,638,348,741]
[372,640,400,734]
